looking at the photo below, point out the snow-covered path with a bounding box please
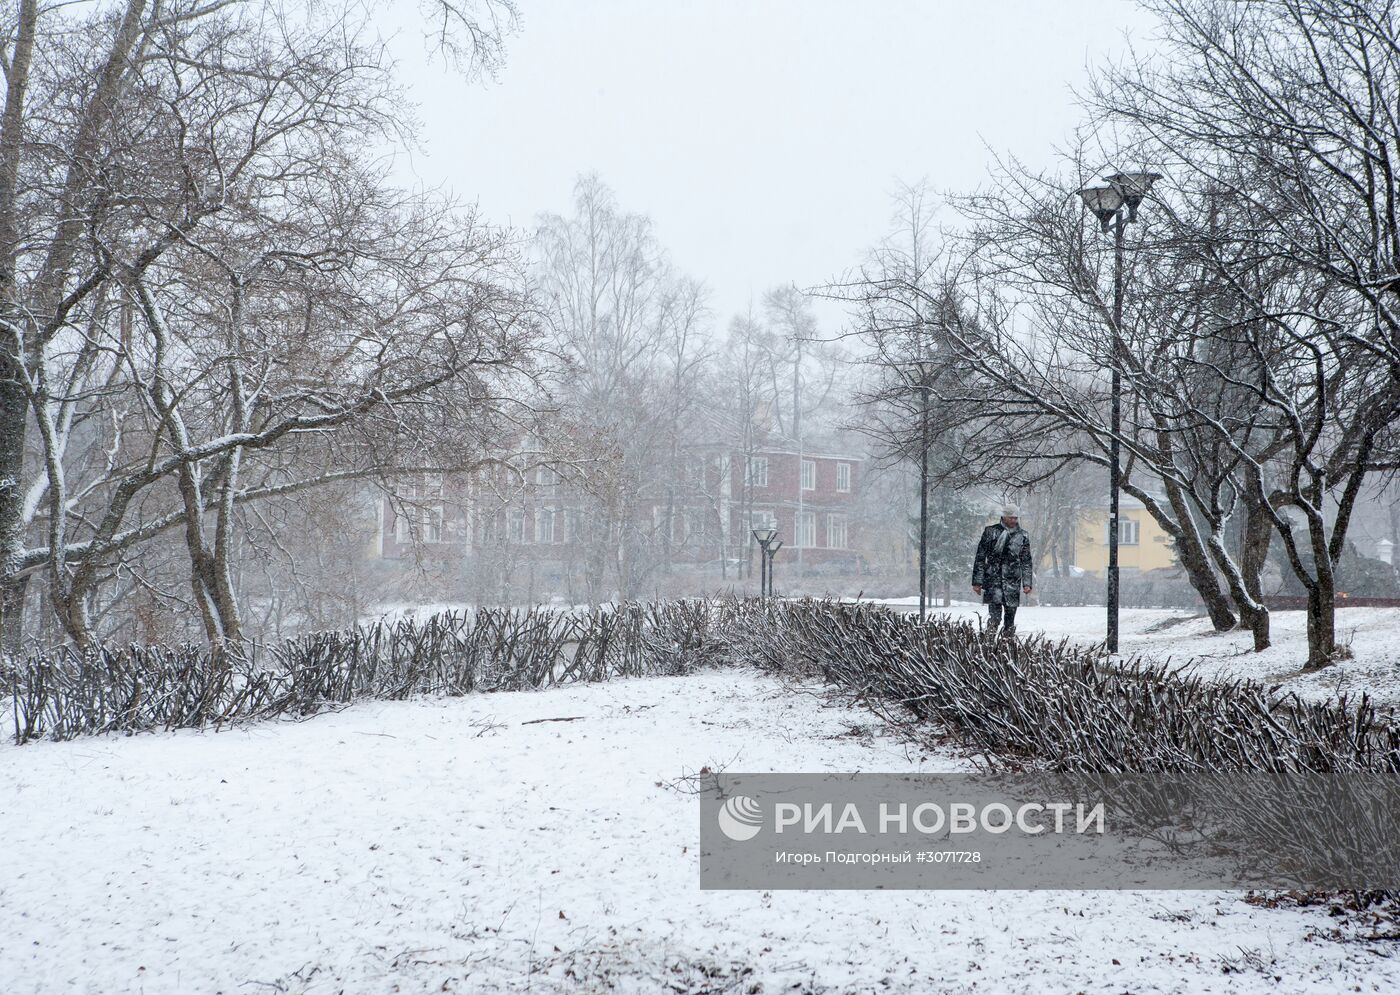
[1,670,1395,993]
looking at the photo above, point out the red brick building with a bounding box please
[727,446,862,570]
[376,439,864,577]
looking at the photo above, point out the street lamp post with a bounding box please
[765,539,783,598]
[908,355,934,622]
[1076,170,1161,654]
[751,527,780,599]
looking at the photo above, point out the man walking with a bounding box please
[972,503,1034,637]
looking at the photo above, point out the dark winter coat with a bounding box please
[972,523,1034,607]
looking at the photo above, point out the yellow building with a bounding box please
[1071,494,1178,576]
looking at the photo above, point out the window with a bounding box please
[536,465,564,492]
[653,506,676,540]
[536,506,558,544]
[836,462,851,492]
[796,511,816,548]
[1105,517,1140,545]
[508,509,526,543]
[745,456,769,488]
[801,459,816,491]
[395,504,443,543]
[827,513,848,550]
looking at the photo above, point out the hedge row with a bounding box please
[716,600,1399,773]
[9,598,1398,777]
[5,601,717,743]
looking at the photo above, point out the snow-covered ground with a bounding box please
[2,669,1395,993]
[871,600,1400,706]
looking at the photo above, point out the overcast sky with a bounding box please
[385,0,1159,331]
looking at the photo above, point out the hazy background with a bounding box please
[383,0,1158,324]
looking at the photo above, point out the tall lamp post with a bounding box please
[751,527,781,599]
[1076,170,1161,654]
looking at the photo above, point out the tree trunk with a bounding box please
[1205,531,1270,652]
[917,385,929,619]
[1236,481,1273,651]
[0,359,28,649]
[0,0,39,651]
[1161,481,1236,630]
[1239,492,1273,604]
[1304,580,1336,669]
[208,333,246,644]
[1139,426,1236,631]
[209,486,243,644]
[1241,601,1270,652]
[49,569,93,647]
[0,572,27,649]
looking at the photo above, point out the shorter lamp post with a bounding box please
[751,527,780,599]
[906,354,935,620]
[765,539,783,599]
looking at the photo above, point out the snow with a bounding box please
[2,669,1396,993]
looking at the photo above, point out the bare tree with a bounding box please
[712,308,772,580]
[656,277,714,574]
[1088,0,1400,665]
[825,180,986,616]
[419,0,521,79]
[536,174,714,601]
[0,0,534,646]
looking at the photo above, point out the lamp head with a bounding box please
[1076,185,1124,232]
[751,526,778,546]
[1105,171,1162,221]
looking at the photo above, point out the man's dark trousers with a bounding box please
[988,603,1017,635]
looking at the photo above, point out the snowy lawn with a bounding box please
[2,669,1397,993]
[875,600,1400,705]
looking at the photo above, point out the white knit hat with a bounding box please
[1001,503,1020,517]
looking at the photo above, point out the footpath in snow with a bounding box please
[2,668,1396,993]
